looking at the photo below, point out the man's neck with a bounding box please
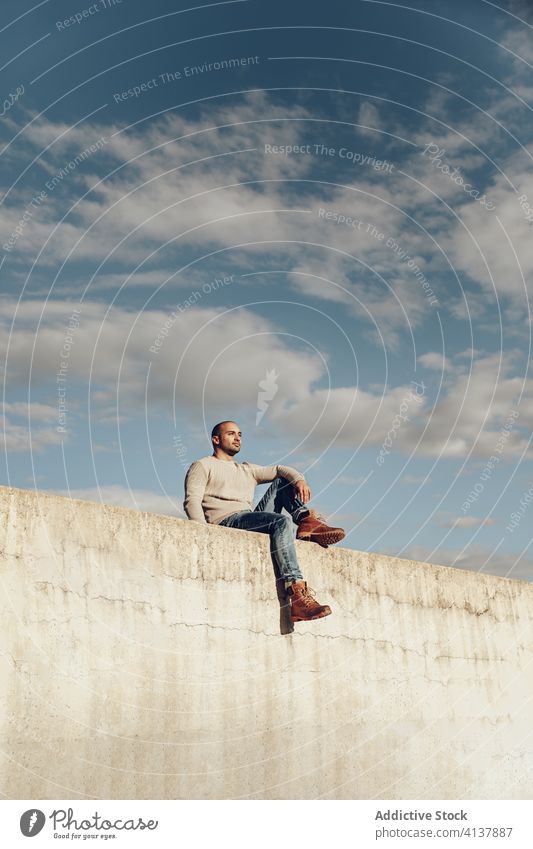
[212,451,237,462]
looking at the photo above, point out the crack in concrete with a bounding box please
[31,582,167,615]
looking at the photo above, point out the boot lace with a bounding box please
[302,585,319,607]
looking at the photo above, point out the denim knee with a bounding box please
[272,514,292,532]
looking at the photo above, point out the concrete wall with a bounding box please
[1,485,532,800]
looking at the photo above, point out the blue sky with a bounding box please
[1,0,533,579]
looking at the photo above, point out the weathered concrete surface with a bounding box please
[0,485,532,799]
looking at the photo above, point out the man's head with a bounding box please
[211,420,242,457]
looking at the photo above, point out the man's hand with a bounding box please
[293,479,311,505]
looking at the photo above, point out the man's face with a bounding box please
[215,422,242,455]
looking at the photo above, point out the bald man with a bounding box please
[184,420,345,622]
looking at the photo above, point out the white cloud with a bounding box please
[436,515,497,529]
[1,93,318,267]
[505,0,533,19]
[0,296,324,421]
[0,94,455,339]
[6,95,530,416]
[3,298,530,461]
[3,401,59,421]
[385,543,532,582]
[267,349,532,460]
[2,77,532,330]
[402,474,431,484]
[358,102,381,137]
[51,485,183,517]
[0,410,64,453]
[501,20,533,63]
[0,402,66,452]
[337,474,367,486]
[418,352,452,371]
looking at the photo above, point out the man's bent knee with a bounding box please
[273,513,292,529]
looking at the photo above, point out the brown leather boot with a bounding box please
[296,509,345,547]
[288,581,332,622]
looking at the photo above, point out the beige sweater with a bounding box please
[183,455,305,524]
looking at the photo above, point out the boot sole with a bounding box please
[291,607,332,622]
[297,530,345,546]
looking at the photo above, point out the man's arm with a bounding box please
[248,462,311,503]
[183,461,208,523]
[247,462,305,485]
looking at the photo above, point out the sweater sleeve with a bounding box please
[246,462,306,485]
[183,461,208,522]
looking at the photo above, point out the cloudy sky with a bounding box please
[1,0,532,579]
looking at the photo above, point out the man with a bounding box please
[183,420,345,622]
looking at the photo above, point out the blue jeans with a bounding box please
[218,477,310,583]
